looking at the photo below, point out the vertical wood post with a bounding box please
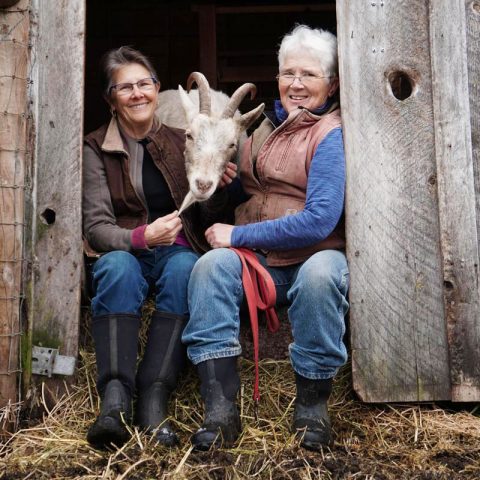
[25,0,85,393]
[466,0,480,395]
[197,4,217,88]
[337,0,451,401]
[0,0,29,424]
[429,0,480,401]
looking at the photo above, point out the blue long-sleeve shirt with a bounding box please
[231,126,345,251]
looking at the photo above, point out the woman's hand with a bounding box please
[144,211,182,247]
[218,162,237,188]
[205,223,234,248]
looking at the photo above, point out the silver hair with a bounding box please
[100,46,158,97]
[278,24,338,79]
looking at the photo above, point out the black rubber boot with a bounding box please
[191,357,241,450]
[87,314,140,449]
[135,311,188,447]
[293,374,333,451]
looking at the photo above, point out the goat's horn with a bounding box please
[187,72,211,115]
[221,83,257,119]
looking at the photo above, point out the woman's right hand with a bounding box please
[144,211,182,247]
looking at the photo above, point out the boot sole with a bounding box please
[87,418,130,450]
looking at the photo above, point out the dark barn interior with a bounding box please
[84,0,337,135]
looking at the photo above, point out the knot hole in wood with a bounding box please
[387,70,414,101]
[40,208,56,225]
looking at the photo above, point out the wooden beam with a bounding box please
[429,0,480,402]
[26,0,85,394]
[197,4,217,88]
[467,0,480,271]
[219,66,277,83]
[0,0,29,423]
[192,3,335,15]
[337,0,450,401]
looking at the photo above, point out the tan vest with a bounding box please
[235,107,345,266]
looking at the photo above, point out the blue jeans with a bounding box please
[182,248,349,380]
[91,245,200,317]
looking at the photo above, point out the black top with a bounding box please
[140,139,176,222]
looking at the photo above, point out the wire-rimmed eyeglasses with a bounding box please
[276,73,332,86]
[109,77,158,96]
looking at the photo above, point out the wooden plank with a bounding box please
[337,0,450,401]
[197,4,217,88]
[0,0,29,418]
[214,4,335,14]
[429,0,480,402]
[466,0,480,360]
[470,0,480,391]
[25,0,85,390]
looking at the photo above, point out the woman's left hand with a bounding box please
[218,162,237,188]
[205,223,234,248]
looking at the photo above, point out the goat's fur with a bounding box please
[155,73,265,212]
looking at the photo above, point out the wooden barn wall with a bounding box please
[337,0,480,402]
[469,3,480,244]
[430,0,480,402]
[25,0,86,387]
[465,0,480,399]
[0,0,29,416]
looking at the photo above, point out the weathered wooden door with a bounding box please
[337,0,480,402]
[0,0,29,418]
[24,0,86,393]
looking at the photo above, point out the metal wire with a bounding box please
[0,6,30,410]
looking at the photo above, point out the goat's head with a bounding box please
[178,72,265,204]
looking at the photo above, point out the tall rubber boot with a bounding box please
[87,314,140,449]
[293,373,333,451]
[191,357,241,450]
[135,311,188,447]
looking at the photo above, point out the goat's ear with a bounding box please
[238,103,265,132]
[178,85,197,123]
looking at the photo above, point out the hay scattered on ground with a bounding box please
[1,348,479,480]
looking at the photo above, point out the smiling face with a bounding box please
[108,63,159,138]
[278,53,338,114]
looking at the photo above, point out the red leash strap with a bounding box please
[229,248,280,404]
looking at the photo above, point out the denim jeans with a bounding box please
[91,245,200,317]
[182,248,349,380]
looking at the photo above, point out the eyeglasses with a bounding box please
[276,73,332,86]
[109,77,158,96]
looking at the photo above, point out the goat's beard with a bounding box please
[178,191,196,215]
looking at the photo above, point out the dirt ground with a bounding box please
[1,312,479,479]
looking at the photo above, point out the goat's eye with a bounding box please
[229,143,236,149]
[185,132,193,141]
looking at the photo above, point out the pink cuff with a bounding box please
[174,230,191,248]
[131,224,149,250]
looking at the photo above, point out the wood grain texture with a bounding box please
[430,0,480,401]
[0,0,29,411]
[466,1,480,399]
[337,0,450,401]
[26,0,85,379]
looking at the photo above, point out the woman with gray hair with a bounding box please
[183,24,348,451]
[83,46,232,449]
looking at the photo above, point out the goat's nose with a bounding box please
[195,179,213,194]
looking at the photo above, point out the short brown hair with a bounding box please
[100,46,158,96]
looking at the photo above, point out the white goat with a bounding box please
[155,72,265,212]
